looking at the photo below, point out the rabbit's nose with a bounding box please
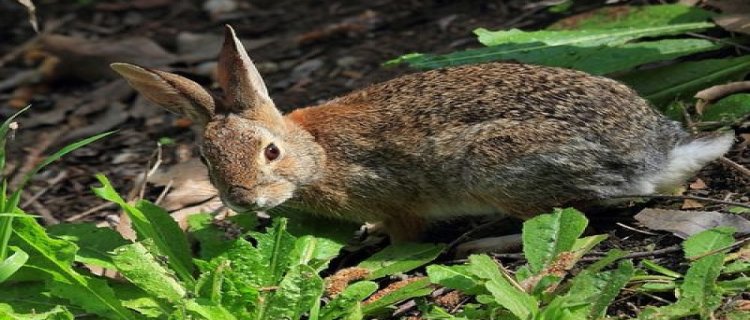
[224,186,259,211]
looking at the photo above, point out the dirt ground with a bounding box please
[1,0,749,318]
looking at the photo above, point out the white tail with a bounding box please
[651,132,734,192]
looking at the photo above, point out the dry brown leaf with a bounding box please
[681,198,705,209]
[707,0,750,35]
[177,32,275,63]
[148,159,218,211]
[689,178,708,190]
[635,208,750,239]
[14,0,38,32]
[36,34,177,82]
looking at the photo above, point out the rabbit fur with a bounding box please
[111,25,733,242]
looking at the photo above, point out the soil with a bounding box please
[1,0,749,318]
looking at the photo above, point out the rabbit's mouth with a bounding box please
[220,188,280,213]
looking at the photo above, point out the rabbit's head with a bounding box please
[112,26,324,212]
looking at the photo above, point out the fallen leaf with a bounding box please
[707,0,750,35]
[177,32,275,62]
[682,198,705,209]
[36,34,177,82]
[148,159,218,211]
[689,178,708,190]
[14,0,38,32]
[147,159,230,229]
[635,208,750,238]
[296,10,384,45]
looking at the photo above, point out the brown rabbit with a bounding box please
[111,25,734,242]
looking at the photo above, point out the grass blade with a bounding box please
[0,247,28,282]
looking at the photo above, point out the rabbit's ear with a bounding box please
[111,63,215,126]
[218,25,283,123]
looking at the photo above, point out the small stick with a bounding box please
[65,202,116,222]
[718,156,750,179]
[154,179,173,205]
[21,170,67,208]
[0,15,73,67]
[616,222,659,236]
[445,217,510,253]
[582,245,682,262]
[607,194,750,210]
[28,199,58,225]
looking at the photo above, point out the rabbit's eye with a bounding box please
[264,143,280,161]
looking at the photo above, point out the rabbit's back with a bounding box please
[290,63,713,219]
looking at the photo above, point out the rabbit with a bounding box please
[111,25,734,243]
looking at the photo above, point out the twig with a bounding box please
[581,245,682,262]
[718,156,750,179]
[606,194,750,210]
[0,14,73,67]
[9,129,61,189]
[28,199,59,225]
[21,170,67,208]
[65,202,116,222]
[616,222,659,236]
[154,179,173,205]
[445,217,510,253]
[622,287,674,305]
[688,235,750,261]
[392,300,417,317]
[686,32,750,53]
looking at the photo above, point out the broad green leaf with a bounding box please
[273,207,359,245]
[426,264,484,295]
[0,129,112,262]
[250,218,297,286]
[718,277,750,293]
[290,235,345,272]
[0,247,28,282]
[0,304,74,320]
[642,227,735,318]
[680,227,735,318]
[582,249,628,274]
[320,281,378,320]
[10,216,135,320]
[92,174,194,285]
[187,213,256,260]
[467,255,538,319]
[184,299,238,320]
[264,264,325,320]
[570,234,608,260]
[723,260,750,274]
[358,243,445,279]
[0,282,83,315]
[522,208,587,274]
[567,260,635,318]
[618,55,750,107]
[112,241,187,303]
[475,22,713,47]
[388,39,720,75]
[47,223,128,269]
[361,277,433,316]
[701,93,750,124]
[111,282,170,318]
[548,4,714,30]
